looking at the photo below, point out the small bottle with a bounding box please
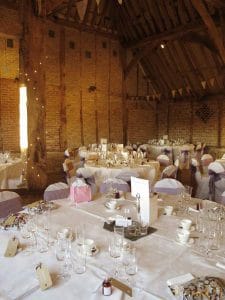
[102,278,112,296]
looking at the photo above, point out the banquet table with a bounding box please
[148,145,195,162]
[1,195,225,300]
[0,159,23,189]
[84,161,160,187]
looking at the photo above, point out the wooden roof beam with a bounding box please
[205,0,225,9]
[191,0,225,65]
[126,20,218,49]
[48,16,118,39]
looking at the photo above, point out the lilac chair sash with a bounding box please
[44,182,70,201]
[208,170,225,202]
[116,171,139,182]
[0,192,22,218]
[100,178,130,194]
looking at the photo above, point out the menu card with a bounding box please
[131,177,150,224]
[131,177,158,225]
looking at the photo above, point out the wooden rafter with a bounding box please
[48,16,118,39]
[191,0,225,64]
[205,0,225,9]
[126,21,210,49]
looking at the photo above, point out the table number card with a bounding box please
[131,177,158,225]
[36,263,52,290]
[100,138,107,144]
[4,236,19,257]
[131,176,150,224]
[101,144,107,152]
[110,278,132,297]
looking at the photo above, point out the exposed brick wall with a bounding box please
[0,78,20,151]
[157,97,221,147]
[0,12,20,152]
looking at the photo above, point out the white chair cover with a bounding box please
[43,182,70,201]
[195,171,210,200]
[154,178,184,195]
[0,191,22,218]
[208,162,225,203]
[116,170,139,182]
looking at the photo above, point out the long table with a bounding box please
[84,161,160,187]
[0,159,23,189]
[0,196,224,300]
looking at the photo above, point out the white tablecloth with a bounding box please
[0,195,225,299]
[149,145,195,162]
[84,161,160,187]
[0,159,23,189]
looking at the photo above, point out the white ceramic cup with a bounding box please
[180,219,192,230]
[107,200,117,210]
[83,239,96,255]
[164,206,173,216]
[177,229,190,244]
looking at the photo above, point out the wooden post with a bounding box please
[120,46,128,145]
[59,27,67,151]
[217,96,222,147]
[20,0,47,190]
[190,98,194,143]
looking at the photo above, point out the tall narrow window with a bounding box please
[19,85,28,151]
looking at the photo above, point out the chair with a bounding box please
[0,191,22,218]
[154,178,184,195]
[99,178,130,194]
[156,154,171,173]
[161,165,177,179]
[43,182,70,201]
[208,162,225,203]
[194,154,213,200]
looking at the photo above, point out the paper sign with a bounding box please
[36,263,52,290]
[131,176,149,199]
[117,144,124,151]
[4,237,19,257]
[101,144,107,152]
[100,138,107,144]
[110,278,132,297]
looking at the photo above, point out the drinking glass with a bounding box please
[73,244,86,274]
[125,247,138,276]
[75,224,85,246]
[55,235,71,279]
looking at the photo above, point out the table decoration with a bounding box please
[103,220,157,241]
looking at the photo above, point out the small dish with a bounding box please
[104,202,120,211]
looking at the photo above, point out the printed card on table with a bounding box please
[131,177,151,225]
[131,176,150,199]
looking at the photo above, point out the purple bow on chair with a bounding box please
[208,170,225,202]
[163,149,171,155]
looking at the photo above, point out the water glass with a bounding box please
[75,224,85,246]
[36,228,49,253]
[109,235,122,258]
[125,247,138,276]
[74,244,86,274]
[55,236,72,279]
